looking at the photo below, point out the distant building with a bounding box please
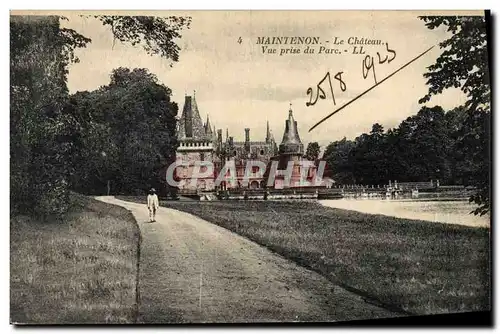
[175,93,319,194]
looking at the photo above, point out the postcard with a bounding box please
[10,10,491,325]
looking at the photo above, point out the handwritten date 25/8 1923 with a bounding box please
[306,43,396,108]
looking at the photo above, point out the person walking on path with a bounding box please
[147,188,159,222]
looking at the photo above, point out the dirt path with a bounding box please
[96,196,398,323]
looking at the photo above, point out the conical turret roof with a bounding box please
[205,114,213,135]
[279,106,304,155]
[178,92,208,140]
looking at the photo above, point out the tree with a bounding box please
[370,123,384,138]
[393,106,451,182]
[419,15,491,215]
[10,14,190,215]
[69,68,179,196]
[346,123,389,185]
[323,138,356,184]
[323,107,467,187]
[91,15,191,66]
[10,16,90,215]
[305,142,321,161]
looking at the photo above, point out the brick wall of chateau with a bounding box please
[176,149,215,192]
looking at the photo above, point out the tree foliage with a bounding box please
[10,15,190,215]
[68,68,178,196]
[322,137,355,184]
[419,15,490,215]
[305,142,320,161]
[10,16,90,215]
[418,16,490,110]
[92,15,191,65]
[323,106,476,190]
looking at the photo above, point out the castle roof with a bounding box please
[204,114,213,136]
[178,93,210,141]
[232,141,272,147]
[279,106,304,155]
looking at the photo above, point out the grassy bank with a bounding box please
[118,196,490,315]
[10,193,141,324]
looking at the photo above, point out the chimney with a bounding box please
[245,128,250,142]
[244,128,250,152]
[266,120,271,143]
[229,136,234,147]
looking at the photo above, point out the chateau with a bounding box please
[175,93,319,195]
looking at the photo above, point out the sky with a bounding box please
[19,10,482,149]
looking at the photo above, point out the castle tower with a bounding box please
[279,106,304,156]
[265,104,316,189]
[175,93,215,194]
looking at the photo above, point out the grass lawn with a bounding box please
[10,193,141,324]
[119,196,490,316]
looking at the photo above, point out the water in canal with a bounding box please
[320,197,490,228]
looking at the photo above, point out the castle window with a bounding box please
[260,149,264,155]
[233,150,237,156]
[200,153,205,161]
